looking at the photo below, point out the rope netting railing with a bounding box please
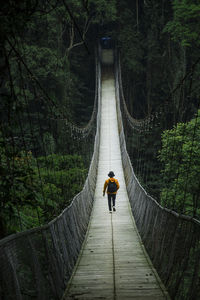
[1,38,99,237]
[0,48,101,300]
[115,53,200,300]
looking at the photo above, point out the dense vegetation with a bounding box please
[116,0,200,218]
[159,110,200,216]
[0,0,117,237]
[1,0,200,238]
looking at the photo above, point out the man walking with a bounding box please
[103,171,120,213]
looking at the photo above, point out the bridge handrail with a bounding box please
[115,51,200,300]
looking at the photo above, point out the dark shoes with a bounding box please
[109,207,116,213]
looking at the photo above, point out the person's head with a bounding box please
[108,171,115,178]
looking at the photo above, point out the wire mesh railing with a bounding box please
[115,52,200,300]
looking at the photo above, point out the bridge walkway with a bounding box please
[62,61,169,299]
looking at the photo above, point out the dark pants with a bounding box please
[108,194,116,211]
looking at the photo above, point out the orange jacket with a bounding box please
[103,177,120,194]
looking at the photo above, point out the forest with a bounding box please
[0,0,200,239]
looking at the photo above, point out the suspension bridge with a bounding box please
[62,50,169,300]
[0,48,199,300]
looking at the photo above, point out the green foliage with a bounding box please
[36,154,87,222]
[23,45,63,79]
[42,133,55,155]
[164,0,200,47]
[116,0,173,118]
[0,0,102,238]
[89,0,117,24]
[117,1,200,210]
[37,154,86,209]
[0,134,38,236]
[158,110,200,217]
[0,135,87,237]
[118,16,145,74]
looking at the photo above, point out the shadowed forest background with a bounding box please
[0,0,200,238]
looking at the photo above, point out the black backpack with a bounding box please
[107,179,117,193]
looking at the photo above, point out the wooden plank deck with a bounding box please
[62,53,170,300]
